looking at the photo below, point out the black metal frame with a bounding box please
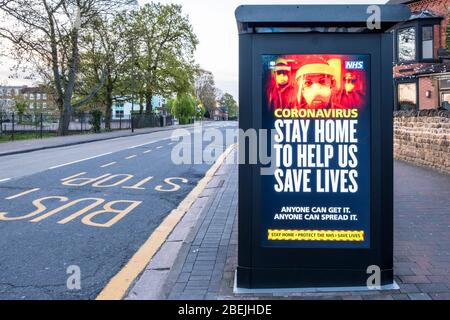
[394,77,420,111]
[393,17,443,64]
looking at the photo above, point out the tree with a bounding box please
[195,69,218,117]
[218,93,238,119]
[78,12,130,130]
[0,0,133,135]
[171,94,196,125]
[126,3,198,114]
[13,96,27,123]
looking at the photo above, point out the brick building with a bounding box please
[213,107,229,121]
[389,0,450,110]
[0,85,56,114]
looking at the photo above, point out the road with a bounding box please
[0,121,237,300]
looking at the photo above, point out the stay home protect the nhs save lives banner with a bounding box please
[261,54,371,249]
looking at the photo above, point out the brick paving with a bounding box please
[160,159,450,300]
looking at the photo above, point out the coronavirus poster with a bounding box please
[261,54,371,249]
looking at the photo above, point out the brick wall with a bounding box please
[418,76,439,109]
[394,110,450,174]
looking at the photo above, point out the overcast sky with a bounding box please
[0,0,389,98]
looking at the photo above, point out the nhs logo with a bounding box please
[345,61,364,70]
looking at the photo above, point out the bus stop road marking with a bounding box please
[96,143,236,300]
[61,172,87,182]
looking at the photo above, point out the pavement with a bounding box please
[0,124,195,157]
[127,154,450,300]
[0,121,236,300]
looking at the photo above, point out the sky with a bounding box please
[0,0,389,98]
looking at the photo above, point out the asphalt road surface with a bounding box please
[0,121,237,300]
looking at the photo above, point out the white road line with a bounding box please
[125,155,137,160]
[101,162,117,168]
[143,150,152,154]
[6,188,40,200]
[126,133,190,150]
[0,178,11,183]
[44,129,197,170]
[156,146,163,149]
[127,141,157,149]
[49,152,113,170]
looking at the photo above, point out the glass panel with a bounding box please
[423,41,433,59]
[398,27,416,61]
[439,79,450,90]
[422,26,433,41]
[398,82,417,110]
[422,26,433,59]
[441,92,450,110]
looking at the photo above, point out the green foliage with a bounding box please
[166,98,176,115]
[0,1,198,135]
[0,132,56,143]
[77,12,131,129]
[0,0,135,136]
[172,94,197,124]
[218,93,238,118]
[14,100,27,115]
[124,3,199,111]
[13,97,28,124]
[90,109,103,133]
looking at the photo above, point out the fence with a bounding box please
[0,112,174,141]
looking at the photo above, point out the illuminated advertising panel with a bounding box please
[262,54,371,249]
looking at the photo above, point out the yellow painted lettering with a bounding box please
[31,198,104,223]
[57,198,105,224]
[81,200,142,228]
[62,174,111,187]
[92,174,134,188]
[0,197,67,221]
[155,177,188,192]
[122,177,154,190]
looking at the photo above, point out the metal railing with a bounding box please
[0,112,174,141]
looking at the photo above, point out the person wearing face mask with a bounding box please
[267,58,298,110]
[334,72,365,109]
[295,57,341,109]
